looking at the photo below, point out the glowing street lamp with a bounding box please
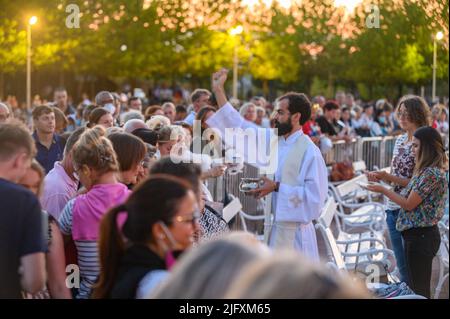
[432,31,444,102]
[27,16,38,110]
[229,26,243,99]
[229,25,243,36]
[29,16,38,25]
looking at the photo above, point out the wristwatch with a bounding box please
[274,181,280,192]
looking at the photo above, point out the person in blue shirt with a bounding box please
[183,89,211,126]
[32,105,64,174]
[53,87,76,117]
[0,121,47,298]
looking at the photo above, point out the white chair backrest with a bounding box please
[353,161,367,173]
[336,174,368,198]
[438,221,449,261]
[324,228,347,270]
[316,197,347,270]
[318,197,337,229]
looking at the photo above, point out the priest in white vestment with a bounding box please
[206,69,328,261]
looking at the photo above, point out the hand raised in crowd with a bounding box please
[212,68,228,92]
[211,68,230,108]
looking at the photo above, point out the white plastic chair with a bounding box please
[328,174,387,235]
[315,197,397,279]
[434,217,449,299]
[227,194,268,242]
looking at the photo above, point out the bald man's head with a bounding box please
[0,103,11,123]
[123,119,147,133]
[95,91,114,107]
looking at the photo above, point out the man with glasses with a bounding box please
[207,69,328,261]
[183,89,211,126]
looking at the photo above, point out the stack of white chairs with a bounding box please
[315,197,397,280]
[328,174,387,235]
[434,215,449,299]
[328,161,368,201]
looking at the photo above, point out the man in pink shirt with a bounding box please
[41,127,85,219]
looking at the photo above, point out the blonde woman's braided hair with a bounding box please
[72,125,119,174]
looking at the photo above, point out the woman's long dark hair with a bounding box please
[88,108,109,128]
[413,126,448,175]
[108,132,146,172]
[92,174,192,299]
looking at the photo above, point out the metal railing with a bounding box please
[324,136,401,171]
[359,137,384,171]
[380,136,397,169]
[442,133,449,151]
[323,138,359,164]
[206,133,449,229]
[206,163,263,231]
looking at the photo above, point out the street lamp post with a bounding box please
[229,25,243,100]
[233,45,239,100]
[27,16,38,110]
[432,31,444,103]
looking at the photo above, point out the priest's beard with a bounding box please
[274,118,293,136]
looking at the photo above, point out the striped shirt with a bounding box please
[59,199,99,299]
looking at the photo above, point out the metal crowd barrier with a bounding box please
[441,133,449,151]
[323,138,359,165]
[324,136,400,171]
[325,133,449,170]
[207,163,263,231]
[206,133,448,230]
[359,137,384,170]
[380,136,397,169]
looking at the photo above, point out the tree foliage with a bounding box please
[0,0,448,98]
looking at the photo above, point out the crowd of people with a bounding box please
[2,86,448,147]
[0,69,448,299]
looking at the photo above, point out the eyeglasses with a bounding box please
[397,111,409,119]
[173,211,201,225]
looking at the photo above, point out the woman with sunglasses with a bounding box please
[150,158,230,240]
[92,175,200,299]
